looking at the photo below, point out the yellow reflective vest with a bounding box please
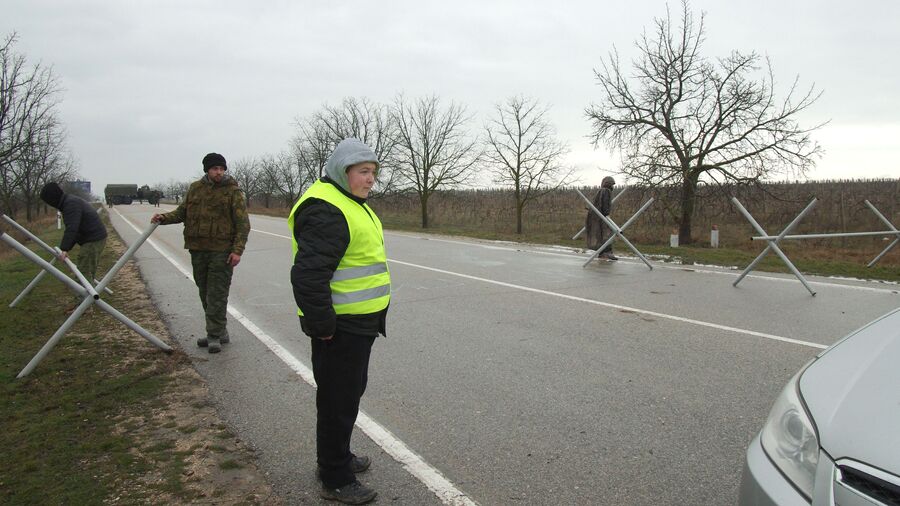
[288,180,391,316]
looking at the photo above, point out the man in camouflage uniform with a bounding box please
[152,152,250,353]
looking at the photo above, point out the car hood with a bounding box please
[800,308,900,473]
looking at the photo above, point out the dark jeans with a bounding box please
[190,250,233,338]
[311,331,376,488]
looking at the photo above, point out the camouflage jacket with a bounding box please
[159,175,250,255]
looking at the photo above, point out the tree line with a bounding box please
[6,1,828,243]
[0,33,79,221]
[151,94,574,235]
[154,2,825,243]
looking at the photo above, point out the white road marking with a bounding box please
[388,259,827,350]
[114,210,478,506]
[247,226,827,350]
[398,233,899,295]
[162,210,900,295]
[251,228,288,239]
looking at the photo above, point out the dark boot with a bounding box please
[350,455,371,473]
[320,480,376,504]
[318,455,371,482]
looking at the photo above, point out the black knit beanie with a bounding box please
[202,152,227,172]
[40,182,64,208]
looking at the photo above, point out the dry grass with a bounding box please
[0,217,279,505]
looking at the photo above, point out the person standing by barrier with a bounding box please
[151,152,250,354]
[289,138,390,504]
[585,176,618,260]
[39,182,109,282]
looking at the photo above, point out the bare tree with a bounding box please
[230,157,262,207]
[291,97,402,196]
[484,96,575,234]
[15,117,71,220]
[291,114,332,182]
[315,97,401,195]
[585,1,823,243]
[0,33,63,217]
[164,179,190,204]
[259,151,305,207]
[392,95,480,228]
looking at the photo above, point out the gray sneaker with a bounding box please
[208,338,221,354]
[198,334,229,347]
[320,480,376,504]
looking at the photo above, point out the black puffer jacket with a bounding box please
[57,194,108,251]
[290,178,387,339]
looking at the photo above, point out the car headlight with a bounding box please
[760,371,819,500]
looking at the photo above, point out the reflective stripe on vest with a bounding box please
[288,180,391,316]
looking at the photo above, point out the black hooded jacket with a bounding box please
[55,193,108,251]
[290,177,387,339]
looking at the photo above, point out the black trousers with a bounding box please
[311,331,376,488]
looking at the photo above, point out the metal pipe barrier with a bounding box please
[3,213,112,306]
[572,187,628,240]
[56,246,100,300]
[575,189,655,270]
[744,199,899,269]
[0,217,170,378]
[863,200,900,267]
[732,197,818,296]
[734,198,899,296]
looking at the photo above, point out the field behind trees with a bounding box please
[369,179,900,262]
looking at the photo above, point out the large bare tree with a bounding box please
[484,96,574,234]
[392,95,480,228]
[585,1,823,243]
[292,97,401,196]
[315,97,401,195]
[0,33,63,217]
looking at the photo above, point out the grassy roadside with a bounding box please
[0,216,276,505]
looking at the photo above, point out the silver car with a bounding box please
[740,307,900,505]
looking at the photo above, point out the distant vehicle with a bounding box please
[104,184,138,205]
[137,185,163,205]
[739,307,900,505]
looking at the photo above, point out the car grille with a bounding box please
[836,462,900,506]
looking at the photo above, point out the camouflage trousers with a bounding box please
[189,250,234,339]
[76,237,106,282]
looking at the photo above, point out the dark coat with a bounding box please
[58,194,107,251]
[290,178,387,339]
[585,187,613,251]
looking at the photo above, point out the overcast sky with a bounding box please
[4,0,899,194]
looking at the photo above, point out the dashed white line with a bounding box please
[387,259,827,350]
[242,226,827,349]
[398,233,899,295]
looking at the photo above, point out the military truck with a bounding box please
[137,185,163,205]
[104,184,138,205]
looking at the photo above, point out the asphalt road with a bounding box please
[109,203,899,505]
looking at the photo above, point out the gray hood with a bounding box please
[324,138,379,193]
[800,308,900,473]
